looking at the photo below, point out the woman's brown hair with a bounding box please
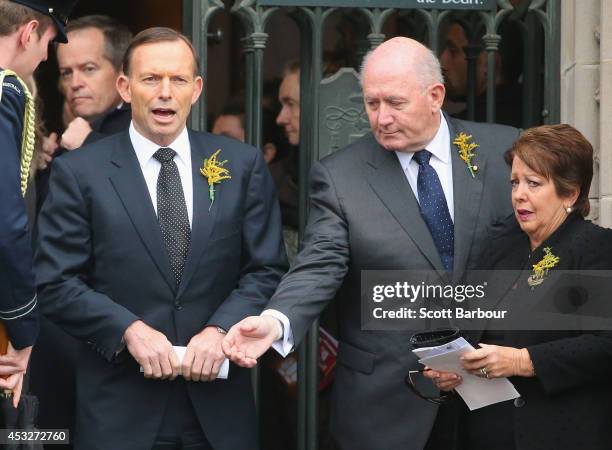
[505,124,593,217]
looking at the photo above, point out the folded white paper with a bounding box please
[139,346,229,379]
[415,337,520,410]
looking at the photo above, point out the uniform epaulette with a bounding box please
[1,78,22,99]
[0,70,22,104]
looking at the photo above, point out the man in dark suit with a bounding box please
[223,37,520,449]
[0,0,76,406]
[35,27,287,449]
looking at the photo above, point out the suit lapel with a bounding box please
[109,131,175,291]
[447,116,486,281]
[367,143,445,271]
[176,132,218,298]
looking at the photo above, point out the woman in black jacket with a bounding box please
[426,124,612,450]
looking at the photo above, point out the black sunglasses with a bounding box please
[404,328,463,405]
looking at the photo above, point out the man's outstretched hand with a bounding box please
[222,316,282,368]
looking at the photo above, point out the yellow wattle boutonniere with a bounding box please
[453,132,479,178]
[527,247,560,287]
[200,149,231,210]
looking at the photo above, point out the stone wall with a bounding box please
[561,0,612,226]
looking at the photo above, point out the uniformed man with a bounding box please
[0,0,76,406]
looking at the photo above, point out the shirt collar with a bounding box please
[129,122,191,168]
[395,113,451,169]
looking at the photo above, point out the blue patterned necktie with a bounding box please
[412,149,454,272]
[154,147,191,288]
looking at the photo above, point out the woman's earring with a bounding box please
[565,206,573,214]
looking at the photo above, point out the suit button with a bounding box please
[174,301,183,311]
[514,397,525,408]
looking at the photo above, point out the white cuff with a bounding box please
[261,309,294,357]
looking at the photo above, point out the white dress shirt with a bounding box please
[129,123,194,227]
[266,113,454,356]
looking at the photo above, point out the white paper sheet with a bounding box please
[139,345,229,379]
[415,337,520,410]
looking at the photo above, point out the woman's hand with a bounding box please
[461,344,535,379]
[423,368,463,392]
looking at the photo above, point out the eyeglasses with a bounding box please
[404,369,453,405]
[405,327,463,405]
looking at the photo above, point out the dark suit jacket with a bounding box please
[84,103,132,145]
[462,213,612,450]
[266,115,519,450]
[35,104,132,212]
[35,130,288,450]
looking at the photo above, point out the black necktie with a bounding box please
[412,149,454,272]
[153,147,191,288]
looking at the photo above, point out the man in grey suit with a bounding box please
[223,37,520,449]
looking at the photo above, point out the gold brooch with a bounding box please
[453,132,479,178]
[200,149,231,210]
[528,247,560,287]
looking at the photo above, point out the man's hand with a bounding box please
[123,320,179,380]
[38,132,60,170]
[423,367,463,392]
[0,344,32,407]
[61,117,92,150]
[222,316,281,368]
[182,326,226,382]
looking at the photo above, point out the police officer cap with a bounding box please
[10,0,78,43]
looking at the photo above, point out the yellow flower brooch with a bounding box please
[200,149,231,209]
[453,132,479,178]
[528,247,560,287]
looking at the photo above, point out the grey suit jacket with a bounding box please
[267,115,520,450]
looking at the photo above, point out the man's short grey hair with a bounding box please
[359,45,444,90]
[64,15,132,71]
